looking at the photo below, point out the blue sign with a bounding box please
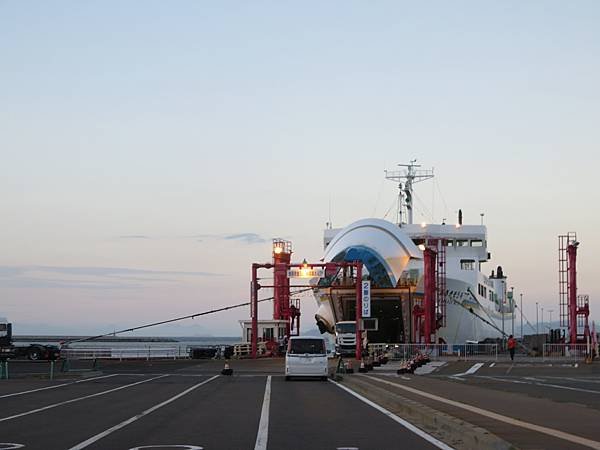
[362,281,371,318]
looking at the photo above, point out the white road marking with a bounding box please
[0,373,120,399]
[0,374,169,423]
[329,379,454,450]
[489,363,495,367]
[68,375,219,450]
[452,363,483,378]
[129,447,204,450]
[365,375,600,450]
[401,376,411,381]
[254,376,272,450]
[477,376,600,394]
[0,444,25,449]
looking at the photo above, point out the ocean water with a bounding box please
[13,336,241,356]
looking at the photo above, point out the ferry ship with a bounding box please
[313,163,516,345]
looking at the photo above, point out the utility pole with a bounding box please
[520,293,523,339]
[548,309,554,330]
[536,302,539,335]
[511,287,515,336]
[542,307,544,333]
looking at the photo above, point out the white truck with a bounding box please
[334,321,357,356]
[0,317,60,361]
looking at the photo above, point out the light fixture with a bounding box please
[418,244,426,251]
[421,222,427,228]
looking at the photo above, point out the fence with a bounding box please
[542,344,592,361]
[60,346,183,360]
[232,342,267,358]
[0,360,59,380]
[368,343,498,361]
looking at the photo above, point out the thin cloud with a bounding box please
[117,235,152,240]
[223,233,268,244]
[0,265,223,291]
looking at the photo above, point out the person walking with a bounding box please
[507,334,517,361]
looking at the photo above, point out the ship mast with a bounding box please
[385,160,434,226]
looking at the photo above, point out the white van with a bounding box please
[285,336,329,381]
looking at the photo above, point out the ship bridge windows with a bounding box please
[446,240,454,247]
[478,283,487,298]
[470,240,483,247]
[456,240,468,247]
[460,259,475,270]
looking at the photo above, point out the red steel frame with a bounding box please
[559,233,590,344]
[250,260,363,360]
[413,238,447,344]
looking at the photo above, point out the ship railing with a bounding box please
[368,343,498,361]
[60,347,182,360]
[542,344,592,361]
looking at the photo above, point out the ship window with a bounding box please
[456,240,468,247]
[446,240,454,247]
[461,259,475,270]
[471,240,483,247]
[413,239,425,246]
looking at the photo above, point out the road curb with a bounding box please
[341,375,518,450]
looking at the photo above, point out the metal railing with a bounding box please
[60,346,182,360]
[368,343,498,361]
[232,342,267,358]
[542,344,592,361]
[0,360,59,380]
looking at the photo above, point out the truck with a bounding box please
[334,321,357,356]
[0,317,60,361]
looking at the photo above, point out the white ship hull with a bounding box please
[439,279,516,345]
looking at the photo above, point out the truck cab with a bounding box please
[334,321,356,356]
[0,317,15,359]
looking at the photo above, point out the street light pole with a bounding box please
[536,302,539,335]
[542,307,544,333]
[548,309,554,330]
[520,293,523,338]
[511,287,515,337]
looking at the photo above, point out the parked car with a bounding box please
[285,336,328,381]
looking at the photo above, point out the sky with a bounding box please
[1,1,599,336]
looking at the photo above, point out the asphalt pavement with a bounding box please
[0,364,445,450]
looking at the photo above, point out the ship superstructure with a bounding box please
[313,162,516,345]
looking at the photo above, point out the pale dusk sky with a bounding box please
[1,2,599,335]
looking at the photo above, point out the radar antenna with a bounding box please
[385,160,434,225]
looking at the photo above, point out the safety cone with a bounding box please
[358,360,368,373]
[221,361,233,376]
[345,360,354,374]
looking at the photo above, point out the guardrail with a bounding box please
[0,360,59,380]
[368,343,498,361]
[232,342,267,358]
[542,344,592,361]
[60,347,183,360]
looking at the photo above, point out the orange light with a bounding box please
[273,246,283,255]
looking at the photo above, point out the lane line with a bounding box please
[365,375,600,450]
[0,374,169,423]
[67,375,220,450]
[254,376,272,450]
[476,376,600,394]
[0,374,121,399]
[329,379,454,450]
[452,363,483,377]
